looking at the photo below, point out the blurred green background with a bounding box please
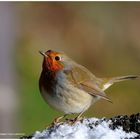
[0,2,140,137]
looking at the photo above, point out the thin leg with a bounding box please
[68,111,85,125]
[74,110,85,121]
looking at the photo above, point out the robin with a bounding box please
[39,50,138,124]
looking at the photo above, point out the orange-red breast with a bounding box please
[39,50,138,122]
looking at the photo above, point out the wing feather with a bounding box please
[80,80,112,102]
[64,64,112,102]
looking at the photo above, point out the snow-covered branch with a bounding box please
[21,113,140,139]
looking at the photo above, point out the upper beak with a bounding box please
[39,50,47,57]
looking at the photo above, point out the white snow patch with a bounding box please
[32,118,138,139]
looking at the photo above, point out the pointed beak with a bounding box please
[39,50,47,57]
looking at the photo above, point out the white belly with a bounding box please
[41,82,96,114]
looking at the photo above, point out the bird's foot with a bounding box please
[45,116,64,129]
[51,116,64,125]
[66,116,85,125]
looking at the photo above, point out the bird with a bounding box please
[39,49,138,124]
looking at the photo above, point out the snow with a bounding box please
[32,118,138,139]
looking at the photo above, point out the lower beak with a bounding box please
[39,51,47,57]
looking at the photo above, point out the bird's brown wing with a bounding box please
[64,64,111,102]
[80,80,112,102]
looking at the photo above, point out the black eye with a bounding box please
[55,56,60,61]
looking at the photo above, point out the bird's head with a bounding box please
[39,50,72,72]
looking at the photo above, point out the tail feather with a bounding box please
[103,75,138,91]
[112,75,139,83]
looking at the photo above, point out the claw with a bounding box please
[47,114,68,128]
[52,116,64,125]
[67,116,84,125]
